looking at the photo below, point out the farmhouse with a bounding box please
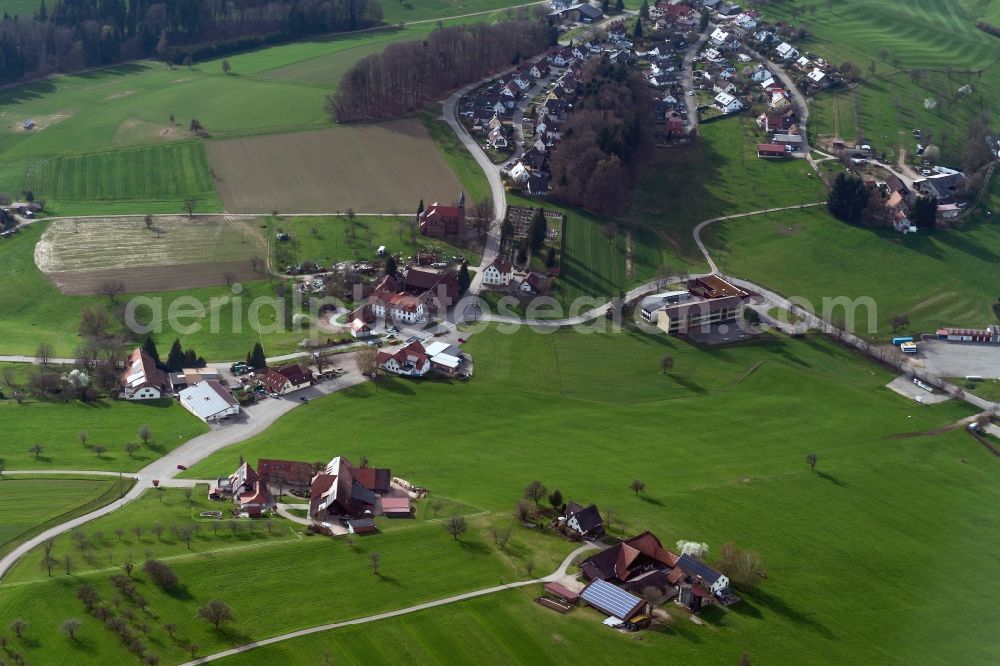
[580,580,646,621]
[224,462,274,517]
[256,459,316,487]
[120,348,168,400]
[419,196,466,237]
[402,268,461,306]
[518,272,546,294]
[377,340,432,377]
[179,380,241,422]
[260,364,313,395]
[562,502,605,539]
[309,456,391,520]
[757,143,789,158]
[482,258,515,287]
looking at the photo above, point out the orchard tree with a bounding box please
[444,516,467,541]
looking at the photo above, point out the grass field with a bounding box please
[0,397,207,472]
[18,142,221,215]
[706,203,1000,336]
[34,215,265,294]
[0,222,311,358]
[766,0,999,163]
[206,120,464,213]
[0,0,38,17]
[0,476,124,557]
[266,214,472,268]
[0,484,568,665]
[153,325,1000,665]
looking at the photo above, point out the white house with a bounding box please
[376,341,432,377]
[529,62,550,79]
[714,91,743,114]
[795,55,811,69]
[734,13,757,30]
[370,292,428,324]
[179,381,240,423]
[807,68,827,85]
[775,42,799,60]
[709,27,730,47]
[509,162,530,184]
[514,74,531,90]
[759,77,777,90]
[488,127,508,149]
[119,348,168,401]
[703,47,721,62]
[750,66,771,82]
[482,259,515,287]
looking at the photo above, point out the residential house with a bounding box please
[488,126,509,149]
[259,364,313,395]
[369,276,430,324]
[807,68,827,87]
[913,171,966,204]
[527,173,550,195]
[676,553,736,598]
[178,380,240,422]
[750,65,771,83]
[518,272,547,294]
[401,268,461,308]
[509,161,530,184]
[550,47,575,67]
[794,55,811,70]
[709,27,730,47]
[120,348,168,400]
[482,258,515,287]
[775,42,799,60]
[714,91,743,114]
[562,502,605,539]
[376,340,432,377]
[529,62,550,79]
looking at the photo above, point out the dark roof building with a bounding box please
[563,502,605,538]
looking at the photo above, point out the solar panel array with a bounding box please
[580,579,642,619]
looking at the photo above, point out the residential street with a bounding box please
[682,27,711,133]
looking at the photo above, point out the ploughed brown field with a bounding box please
[204,119,463,213]
[34,215,267,294]
[47,260,261,295]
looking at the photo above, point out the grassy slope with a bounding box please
[1,397,207,471]
[706,192,1000,336]
[150,325,1000,665]
[0,486,568,665]
[0,476,123,556]
[0,222,308,359]
[766,0,999,163]
[265,215,470,267]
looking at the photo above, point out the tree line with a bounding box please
[0,0,382,85]
[548,57,654,215]
[328,18,555,122]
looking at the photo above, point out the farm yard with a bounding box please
[35,216,267,295]
[166,325,1000,665]
[206,120,464,214]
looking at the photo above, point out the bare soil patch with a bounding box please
[5,111,74,133]
[35,215,266,294]
[48,260,262,295]
[205,119,462,213]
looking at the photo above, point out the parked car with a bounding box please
[177,464,187,471]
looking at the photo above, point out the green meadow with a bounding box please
[0,222,310,359]
[0,476,125,557]
[0,397,207,472]
[766,0,999,162]
[0,485,569,665]
[706,197,1000,336]
[147,325,999,665]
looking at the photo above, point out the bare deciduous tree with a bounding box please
[98,280,126,302]
[444,516,467,541]
[197,600,233,631]
[630,479,646,496]
[806,452,818,471]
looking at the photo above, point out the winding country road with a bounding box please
[181,542,597,665]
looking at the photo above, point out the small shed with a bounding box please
[544,582,579,604]
[380,497,412,518]
[347,518,377,535]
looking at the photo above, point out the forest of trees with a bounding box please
[547,57,654,215]
[328,18,554,122]
[0,0,383,84]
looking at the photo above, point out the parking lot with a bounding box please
[918,340,1000,379]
